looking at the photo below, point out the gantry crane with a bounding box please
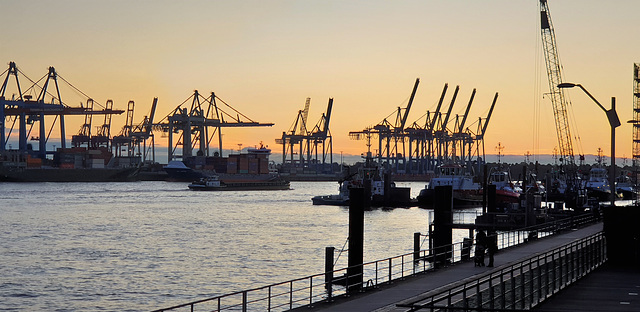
[112,98,158,163]
[129,97,158,163]
[155,90,274,163]
[350,82,497,178]
[404,83,449,173]
[71,98,94,147]
[278,98,311,168]
[92,99,114,148]
[308,98,334,172]
[112,100,136,157]
[349,78,419,171]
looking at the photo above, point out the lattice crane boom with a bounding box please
[540,0,575,166]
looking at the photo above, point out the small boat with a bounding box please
[584,167,612,201]
[615,171,637,200]
[485,168,521,209]
[311,178,351,205]
[417,163,482,208]
[188,175,290,191]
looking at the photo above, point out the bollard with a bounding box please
[433,185,453,267]
[324,246,334,300]
[347,187,365,293]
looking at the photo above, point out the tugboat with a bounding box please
[416,163,482,208]
[311,152,412,207]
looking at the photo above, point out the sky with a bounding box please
[2,0,640,165]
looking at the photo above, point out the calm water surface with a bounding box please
[0,181,476,311]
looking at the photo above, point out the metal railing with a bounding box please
[397,231,606,311]
[151,212,601,312]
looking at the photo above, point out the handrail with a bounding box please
[397,231,606,311]
[151,212,601,312]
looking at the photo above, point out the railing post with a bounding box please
[489,273,494,310]
[289,281,293,310]
[242,291,247,312]
[309,276,313,307]
[414,232,421,263]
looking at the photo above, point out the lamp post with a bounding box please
[558,83,621,206]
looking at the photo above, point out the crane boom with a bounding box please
[440,85,459,131]
[540,0,574,166]
[481,92,498,137]
[300,97,310,135]
[458,88,476,133]
[428,83,448,130]
[400,78,420,130]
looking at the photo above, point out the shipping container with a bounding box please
[239,157,249,170]
[248,158,259,174]
[259,159,269,174]
[60,163,75,169]
[227,161,238,174]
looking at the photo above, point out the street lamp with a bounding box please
[558,82,621,206]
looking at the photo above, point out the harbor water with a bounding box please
[0,181,479,311]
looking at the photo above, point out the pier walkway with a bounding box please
[306,222,604,312]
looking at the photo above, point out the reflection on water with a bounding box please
[0,181,475,311]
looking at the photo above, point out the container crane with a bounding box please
[92,99,114,148]
[349,78,419,170]
[277,98,311,168]
[112,100,135,157]
[435,85,459,165]
[156,90,274,162]
[129,97,158,163]
[308,98,334,171]
[404,83,449,173]
[71,99,94,147]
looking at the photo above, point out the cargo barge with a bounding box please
[164,145,281,183]
[187,175,290,191]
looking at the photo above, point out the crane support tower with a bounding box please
[277,97,336,175]
[539,0,575,167]
[278,98,311,170]
[349,79,496,179]
[0,62,124,159]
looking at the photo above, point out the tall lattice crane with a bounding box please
[633,64,640,167]
[539,0,575,167]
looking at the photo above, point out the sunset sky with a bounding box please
[2,0,640,164]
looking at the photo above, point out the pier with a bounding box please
[151,204,640,312]
[308,222,606,311]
